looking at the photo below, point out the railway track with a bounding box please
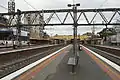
[0,44,65,78]
[0,44,38,52]
[85,45,120,66]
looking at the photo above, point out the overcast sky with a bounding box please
[0,0,120,35]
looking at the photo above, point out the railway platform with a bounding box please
[1,45,120,80]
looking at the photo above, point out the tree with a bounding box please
[98,28,117,40]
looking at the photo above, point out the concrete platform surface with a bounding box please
[14,45,120,80]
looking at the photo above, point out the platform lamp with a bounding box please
[67,3,80,74]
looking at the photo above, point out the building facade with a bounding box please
[109,20,120,45]
[24,13,45,40]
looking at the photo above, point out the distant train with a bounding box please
[0,28,30,45]
[0,16,29,46]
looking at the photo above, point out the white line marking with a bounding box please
[0,45,70,80]
[82,45,120,72]
[96,45,120,50]
[0,45,54,54]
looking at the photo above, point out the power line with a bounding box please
[24,0,37,10]
[92,0,108,35]
[99,0,108,8]
[24,0,52,24]
[0,4,8,10]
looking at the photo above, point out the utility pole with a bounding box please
[67,3,80,73]
[8,0,16,48]
[91,21,95,44]
[27,13,31,46]
[73,5,78,58]
[68,3,80,59]
[17,9,22,47]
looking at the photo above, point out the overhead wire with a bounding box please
[99,0,108,8]
[0,0,37,11]
[0,4,8,10]
[91,0,108,33]
[23,0,48,30]
[23,0,37,10]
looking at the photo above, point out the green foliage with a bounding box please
[98,28,117,38]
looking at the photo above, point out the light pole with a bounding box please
[17,9,22,47]
[67,3,80,73]
[68,3,80,59]
[8,0,16,49]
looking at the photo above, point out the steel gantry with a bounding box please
[1,7,120,55]
[1,8,120,27]
[1,8,120,54]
